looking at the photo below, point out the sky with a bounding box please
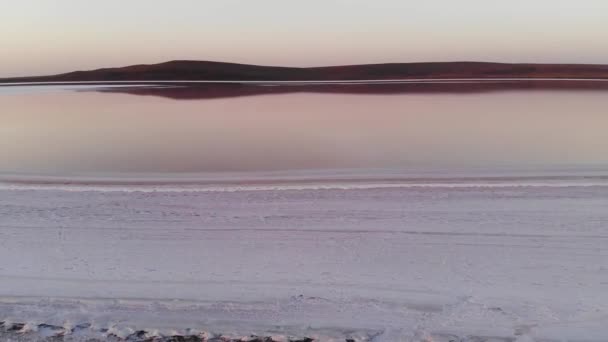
[2,0,608,77]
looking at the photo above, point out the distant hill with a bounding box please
[2,60,608,82]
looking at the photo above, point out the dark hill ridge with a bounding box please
[2,60,608,82]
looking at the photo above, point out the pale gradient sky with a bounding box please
[2,0,608,77]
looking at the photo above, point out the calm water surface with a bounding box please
[1,84,608,177]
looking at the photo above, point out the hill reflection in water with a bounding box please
[89,79,608,100]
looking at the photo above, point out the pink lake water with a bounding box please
[1,83,608,176]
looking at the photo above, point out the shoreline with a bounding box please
[2,165,608,192]
[3,77,608,86]
[2,170,608,191]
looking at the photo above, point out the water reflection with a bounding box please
[89,80,608,100]
[1,84,608,175]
